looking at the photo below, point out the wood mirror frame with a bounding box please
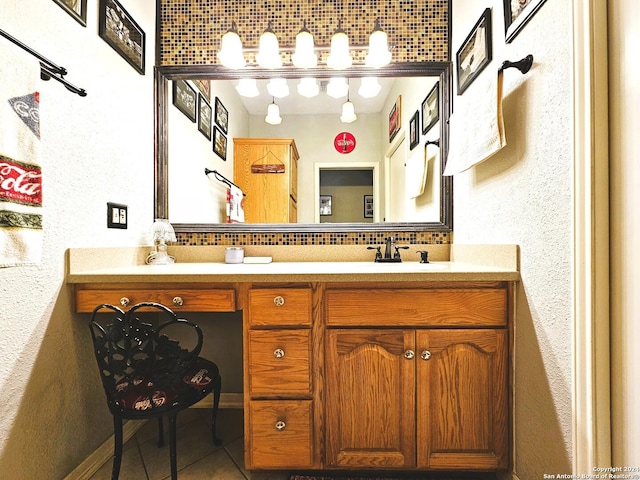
[154,62,453,233]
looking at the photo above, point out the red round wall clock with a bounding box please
[334,132,356,154]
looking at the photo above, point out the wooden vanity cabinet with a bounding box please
[324,283,511,471]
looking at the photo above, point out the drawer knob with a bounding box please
[273,348,285,359]
[275,420,286,431]
[421,350,431,360]
[119,297,130,307]
[273,295,285,307]
[404,349,415,359]
[172,296,184,307]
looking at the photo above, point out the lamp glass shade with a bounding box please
[326,77,349,98]
[365,28,391,67]
[340,101,357,123]
[297,77,319,98]
[358,77,382,98]
[327,31,352,69]
[218,29,245,69]
[236,78,259,98]
[265,102,282,125]
[292,29,317,68]
[256,29,282,68]
[267,78,290,98]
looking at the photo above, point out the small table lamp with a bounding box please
[146,219,176,265]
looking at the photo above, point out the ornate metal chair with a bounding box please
[89,302,222,480]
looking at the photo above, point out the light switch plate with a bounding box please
[107,202,128,229]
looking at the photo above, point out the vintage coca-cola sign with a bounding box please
[0,156,42,206]
[334,132,356,154]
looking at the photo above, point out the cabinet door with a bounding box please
[325,329,416,468]
[416,329,508,470]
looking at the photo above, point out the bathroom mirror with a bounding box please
[154,62,452,233]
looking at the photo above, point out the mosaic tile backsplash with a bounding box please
[159,0,449,65]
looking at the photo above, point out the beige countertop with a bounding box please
[66,244,520,283]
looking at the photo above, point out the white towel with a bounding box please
[226,185,245,223]
[405,145,433,199]
[444,70,505,176]
[0,40,42,267]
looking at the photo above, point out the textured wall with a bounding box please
[0,0,156,477]
[450,0,573,477]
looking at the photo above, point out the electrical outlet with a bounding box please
[107,202,128,229]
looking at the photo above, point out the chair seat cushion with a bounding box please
[112,358,219,414]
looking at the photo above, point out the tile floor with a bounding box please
[89,408,290,480]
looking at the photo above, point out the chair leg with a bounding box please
[157,416,165,447]
[111,416,123,480]
[212,373,222,445]
[168,413,178,480]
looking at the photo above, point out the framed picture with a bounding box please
[422,82,439,134]
[214,97,229,134]
[320,195,332,216]
[504,0,549,43]
[213,127,227,161]
[388,95,402,142]
[198,94,212,140]
[456,8,492,95]
[409,110,420,150]
[193,79,211,101]
[172,80,197,122]
[53,0,87,27]
[364,195,374,218]
[98,0,145,75]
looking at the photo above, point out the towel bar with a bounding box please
[499,54,534,74]
[204,168,246,196]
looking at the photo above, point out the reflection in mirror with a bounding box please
[154,63,452,233]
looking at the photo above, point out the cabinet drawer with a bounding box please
[249,288,311,326]
[326,288,507,327]
[76,288,236,313]
[248,330,311,397]
[247,400,313,468]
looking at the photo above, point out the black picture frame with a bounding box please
[320,195,332,216]
[388,95,402,143]
[98,0,145,75]
[503,0,549,43]
[198,94,212,140]
[409,110,420,150]
[422,82,439,134]
[214,97,229,134]
[456,8,492,95]
[53,0,87,27]
[363,195,374,218]
[213,127,227,161]
[172,80,197,122]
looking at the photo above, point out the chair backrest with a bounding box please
[89,302,204,413]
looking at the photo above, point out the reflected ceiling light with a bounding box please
[365,18,392,68]
[267,77,290,98]
[256,21,282,69]
[217,22,246,69]
[297,77,319,98]
[327,19,352,69]
[340,92,357,124]
[292,20,318,68]
[326,77,349,98]
[235,78,259,97]
[265,97,282,125]
[358,76,382,98]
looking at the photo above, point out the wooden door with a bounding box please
[416,329,508,470]
[325,329,416,468]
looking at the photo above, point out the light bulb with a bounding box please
[218,22,246,69]
[340,100,357,123]
[265,102,282,125]
[297,77,319,98]
[256,22,282,69]
[358,77,382,98]
[326,77,349,98]
[327,20,352,69]
[365,19,392,68]
[267,78,289,98]
[292,21,317,68]
[235,78,259,97]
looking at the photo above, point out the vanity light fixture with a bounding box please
[217,22,246,69]
[340,81,357,123]
[291,20,317,68]
[256,21,282,69]
[146,219,176,265]
[235,78,259,97]
[327,19,353,69]
[358,76,382,98]
[297,77,319,98]
[266,77,290,98]
[326,77,349,98]
[365,18,392,68]
[265,97,282,125]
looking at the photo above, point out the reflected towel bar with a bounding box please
[204,168,246,196]
[425,140,440,147]
[0,27,87,97]
[499,54,534,74]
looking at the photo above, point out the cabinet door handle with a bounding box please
[273,295,285,306]
[421,350,431,360]
[119,297,130,307]
[404,349,415,359]
[274,348,285,358]
[172,296,184,307]
[275,420,286,431]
